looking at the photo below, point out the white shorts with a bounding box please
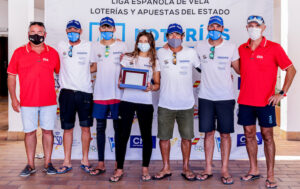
[20,105,57,133]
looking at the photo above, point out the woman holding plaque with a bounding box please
[109,30,160,182]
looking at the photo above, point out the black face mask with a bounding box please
[28,34,45,45]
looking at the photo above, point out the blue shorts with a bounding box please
[198,98,235,134]
[21,105,57,133]
[238,104,276,127]
[92,103,120,120]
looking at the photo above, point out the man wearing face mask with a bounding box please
[56,20,94,174]
[238,15,296,188]
[194,16,240,185]
[89,17,127,176]
[7,22,60,176]
[153,23,200,181]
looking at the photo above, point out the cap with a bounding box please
[66,20,81,29]
[167,23,183,35]
[208,16,224,26]
[100,17,115,27]
[247,15,265,25]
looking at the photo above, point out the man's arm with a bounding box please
[231,59,240,74]
[268,65,297,106]
[7,74,20,112]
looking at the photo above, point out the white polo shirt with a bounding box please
[121,55,158,105]
[195,40,239,101]
[91,41,127,100]
[157,46,200,110]
[57,40,93,93]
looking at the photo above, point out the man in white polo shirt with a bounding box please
[153,23,200,181]
[89,17,127,175]
[56,20,93,174]
[195,16,239,185]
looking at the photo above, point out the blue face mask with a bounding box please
[67,32,80,42]
[138,43,151,52]
[101,31,114,40]
[208,30,222,40]
[167,38,182,48]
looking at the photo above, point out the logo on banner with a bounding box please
[194,105,198,119]
[130,136,156,149]
[215,137,221,152]
[108,137,115,152]
[193,80,200,88]
[192,135,204,152]
[54,131,63,150]
[237,132,262,147]
[170,137,178,147]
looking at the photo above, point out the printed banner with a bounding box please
[46,0,273,160]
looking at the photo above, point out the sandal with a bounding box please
[109,174,123,182]
[141,174,152,182]
[240,174,261,181]
[152,172,172,180]
[196,174,213,181]
[181,172,196,181]
[57,166,72,174]
[221,176,234,185]
[266,179,278,188]
[89,168,106,176]
[80,164,92,173]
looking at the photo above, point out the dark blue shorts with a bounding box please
[59,89,93,130]
[92,103,120,120]
[238,104,276,127]
[198,98,235,134]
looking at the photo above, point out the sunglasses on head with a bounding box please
[209,46,215,59]
[248,15,265,23]
[68,46,73,57]
[105,45,110,57]
[172,52,177,65]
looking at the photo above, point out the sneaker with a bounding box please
[20,165,36,177]
[44,163,57,175]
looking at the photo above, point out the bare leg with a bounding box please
[42,129,54,167]
[81,127,91,166]
[25,130,37,169]
[241,125,260,180]
[220,133,233,184]
[197,131,214,180]
[154,140,171,178]
[181,138,195,179]
[261,127,277,188]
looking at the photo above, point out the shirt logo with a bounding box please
[257,55,264,59]
[113,51,122,55]
[97,54,101,58]
[63,52,67,56]
[203,55,207,59]
[164,60,169,64]
[179,60,190,63]
[43,58,49,62]
[217,56,229,59]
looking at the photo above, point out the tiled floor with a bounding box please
[1,97,300,189]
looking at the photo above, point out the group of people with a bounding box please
[7,15,296,188]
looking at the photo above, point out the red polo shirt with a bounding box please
[238,37,293,107]
[7,43,60,107]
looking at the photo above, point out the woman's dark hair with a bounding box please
[125,30,156,69]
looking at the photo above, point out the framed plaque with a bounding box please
[120,67,149,90]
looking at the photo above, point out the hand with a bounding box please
[120,54,124,62]
[268,94,284,106]
[118,77,124,89]
[144,82,151,92]
[12,98,20,112]
[163,43,169,49]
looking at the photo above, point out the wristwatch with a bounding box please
[279,90,286,96]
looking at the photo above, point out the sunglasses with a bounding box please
[248,15,264,23]
[105,46,110,57]
[209,46,215,59]
[172,52,177,65]
[68,46,73,57]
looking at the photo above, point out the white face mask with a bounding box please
[248,27,262,41]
